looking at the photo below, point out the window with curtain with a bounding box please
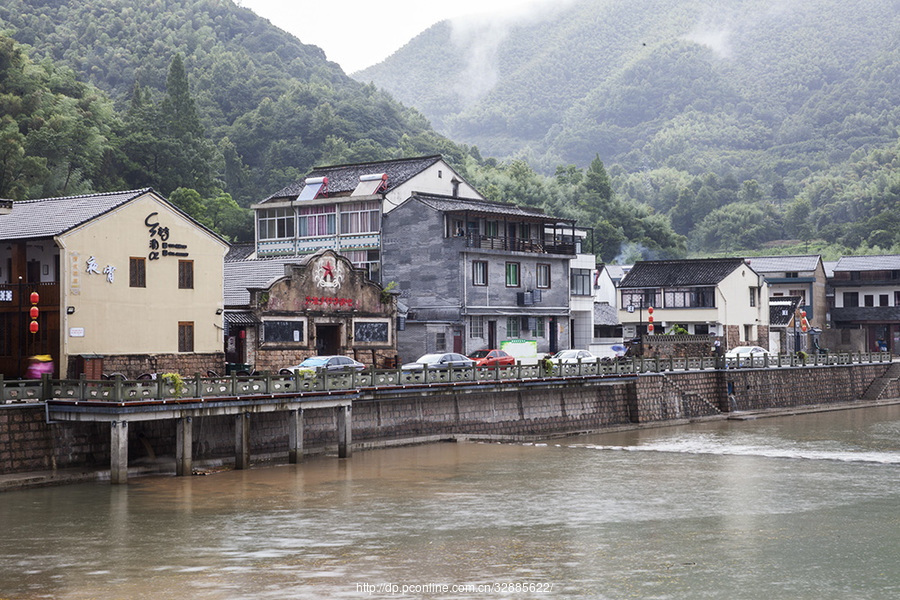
[340,201,380,234]
[298,205,335,237]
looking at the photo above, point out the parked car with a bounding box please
[468,349,516,367]
[401,353,475,370]
[724,346,773,366]
[285,355,366,373]
[549,349,598,364]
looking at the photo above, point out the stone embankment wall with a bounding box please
[1,363,896,476]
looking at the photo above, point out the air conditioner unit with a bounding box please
[517,291,534,306]
[532,289,542,303]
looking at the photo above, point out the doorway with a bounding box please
[550,317,558,353]
[316,324,341,355]
[488,320,497,349]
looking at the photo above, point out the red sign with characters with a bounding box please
[305,296,354,308]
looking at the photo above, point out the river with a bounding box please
[2,405,900,599]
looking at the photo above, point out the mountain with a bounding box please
[0,0,469,214]
[356,0,900,255]
[358,0,900,175]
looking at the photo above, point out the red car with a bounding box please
[468,349,516,367]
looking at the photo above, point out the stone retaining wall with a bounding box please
[1,363,895,476]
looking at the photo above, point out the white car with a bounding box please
[725,346,773,366]
[549,349,598,364]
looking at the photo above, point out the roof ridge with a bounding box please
[311,155,441,171]
[16,188,151,204]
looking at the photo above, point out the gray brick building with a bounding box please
[383,193,576,362]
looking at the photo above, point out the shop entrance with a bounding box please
[316,324,341,355]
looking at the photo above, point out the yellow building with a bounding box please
[0,189,229,379]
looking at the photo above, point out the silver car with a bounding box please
[401,353,475,370]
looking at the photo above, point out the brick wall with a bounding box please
[67,352,226,379]
[2,363,895,476]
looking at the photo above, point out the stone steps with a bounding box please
[861,362,900,401]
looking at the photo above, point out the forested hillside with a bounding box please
[0,0,687,260]
[0,0,468,241]
[358,0,900,257]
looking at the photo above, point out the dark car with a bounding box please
[286,355,366,373]
[401,353,475,370]
[468,349,516,367]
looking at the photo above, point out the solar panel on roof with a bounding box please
[297,176,327,201]
[352,173,387,196]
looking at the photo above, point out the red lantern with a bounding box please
[30,291,39,304]
[30,306,39,319]
[648,324,654,333]
[29,320,39,334]
[648,306,654,314]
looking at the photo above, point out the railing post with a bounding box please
[113,375,123,402]
[195,373,203,398]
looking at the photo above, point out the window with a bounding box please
[339,201,380,234]
[484,221,499,238]
[744,325,753,342]
[749,287,756,307]
[470,315,484,338]
[258,207,295,240]
[622,289,662,309]
[865,294,874,307]
[789,289,807,304]
[505,262,520,287]
[571,268,591,296]
[694,324,710,335]
[344,250,380,282]
[473,261,488,286]
[178,260,193,289]
[435,332,446,352]
[785,272,799,278]
[662,287,715,308]
[535,316,545,338]
[843,292,859,307]
[178,322,194,352]
[537,264,551,289]
[298,204,335,237]
[880,294,889,307]
[129,257,146,288]
[506,316,519,338]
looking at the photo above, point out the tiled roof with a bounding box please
[224,256,310,306]
[769,296,802,327]
[410,193,569,223]
[0,189,152,240]
[593,302,619,326]
[834,255,900,271]
[601,264,631,282]
[225,243,256,262]
[260,155,446,203]
[823,261,838,278]
[619,258,747,288]
[745,255,821,273]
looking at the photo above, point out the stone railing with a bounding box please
[1,351,892,404]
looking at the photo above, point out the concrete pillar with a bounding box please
[235,412,250,470]
[110,420,128,484]
[288,408,304,464]
[337,404,352,458]
[176,416,192,476]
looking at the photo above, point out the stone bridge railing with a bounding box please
[1,351,892,405]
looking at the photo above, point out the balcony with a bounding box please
[465,233,575,255]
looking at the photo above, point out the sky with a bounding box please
[238,0,553,74]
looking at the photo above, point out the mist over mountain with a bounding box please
[4,0,900,258]
[358,0,900,177]
[356,0,900,256]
